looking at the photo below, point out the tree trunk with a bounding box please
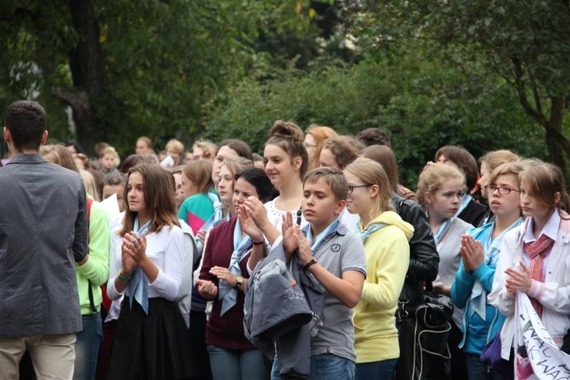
[543,96,568,173]
[60,0,106,156]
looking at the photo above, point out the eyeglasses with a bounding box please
[484,184,520,196]
[347,183,372,194]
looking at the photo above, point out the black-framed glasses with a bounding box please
[484,184,520,196]
[347,183,373,194]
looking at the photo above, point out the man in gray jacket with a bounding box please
[0,100,88,378]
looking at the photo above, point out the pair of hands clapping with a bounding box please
[121,231,148,274]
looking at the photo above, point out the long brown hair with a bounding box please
[120,164,179,237]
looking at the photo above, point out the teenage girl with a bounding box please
[490,161,570,379]
[197,167,276,379]
[452,161,526,379]
[417,162,473,379]
[106,164,195,379]
[344,158,413,379]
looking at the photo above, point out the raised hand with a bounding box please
[282,211,299,258]
[238,205,264,243]
[460,234,484,274]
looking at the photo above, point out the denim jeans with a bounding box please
[74,312,102,380]
[355,358,397,380]
[271,354,355,380]
[465,353,507,380]
[207,345,267,380]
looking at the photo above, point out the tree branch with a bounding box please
[512,57,545,124]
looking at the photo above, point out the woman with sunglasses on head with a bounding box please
[489,161,570,379]
[343,158,413,379]
[451,161,526,380]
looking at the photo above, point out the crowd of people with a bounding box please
[1,99,570,380]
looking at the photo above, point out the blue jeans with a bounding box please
[355,358,397,380]
[271,354,355,380]
[207,345,267,380]
[74,313,102,380]
[465,353,506,380]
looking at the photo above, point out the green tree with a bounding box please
[0,1,311,156]
[349,0,570,170]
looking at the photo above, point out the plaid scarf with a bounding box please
[523,234,555,317]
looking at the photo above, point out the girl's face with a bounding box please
[135,140,150,156]
[103,184,125,212]
[488,174,520,219]
[319,148,339,169]
[218,165,235,206]
[192,147,205,160]
[166,148,181,164]
[99,153,115,169]
[127,172,148,219]
[478,161,491,199]
[426,178,464,222]
[520,177,551,220]
[233,177,259,213]
[173,172,184,210]
[184,151,193,165]
[304,134,317,160]
[343,170,374,218]
[264,144,300,190]
[180,173,196,199]
[212,146,237,185]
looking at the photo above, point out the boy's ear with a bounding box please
[334,199,346,215]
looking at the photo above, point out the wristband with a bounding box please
[118,272,132,281]
[252,240,264,246]
[303,258,317,271]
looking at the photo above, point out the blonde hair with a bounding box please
[165,139,185,155]
[416,162,465,208]
[344,158,393,219]
[100,146,121,168]
[193,139,217,160]
[479,149,519,172]
[80,169,100,201]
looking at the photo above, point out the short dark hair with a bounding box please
[357,128,391,148]
[235,167,276,203]
[4,100,47,151]
[218,139,254,162]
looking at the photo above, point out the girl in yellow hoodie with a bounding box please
[344,158,414,380]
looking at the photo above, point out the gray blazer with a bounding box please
[0,154,88,337]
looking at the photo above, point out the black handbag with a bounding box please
[395,283,454,380]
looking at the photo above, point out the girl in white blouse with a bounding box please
[106,164,195,379]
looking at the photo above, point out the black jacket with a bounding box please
[391,193,439,307]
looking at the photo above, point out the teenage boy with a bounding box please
[273,167,367,379]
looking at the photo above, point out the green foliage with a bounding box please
[203,43,545,187]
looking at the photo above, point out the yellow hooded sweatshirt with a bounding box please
[353,210,414,363]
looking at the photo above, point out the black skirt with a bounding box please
[107,297,198,380]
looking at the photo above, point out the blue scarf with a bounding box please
[128,218,151,314]
[357,221,387,243]
[305,219,340,254]
[219,219,252,316]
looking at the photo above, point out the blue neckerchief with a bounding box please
[219,219,252,316]
[305,219,340,254]
[469,218,523,320]
[357,221,387,243]
[433,217,454,248]
[128,218,151,314]
[457,194,473,217]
